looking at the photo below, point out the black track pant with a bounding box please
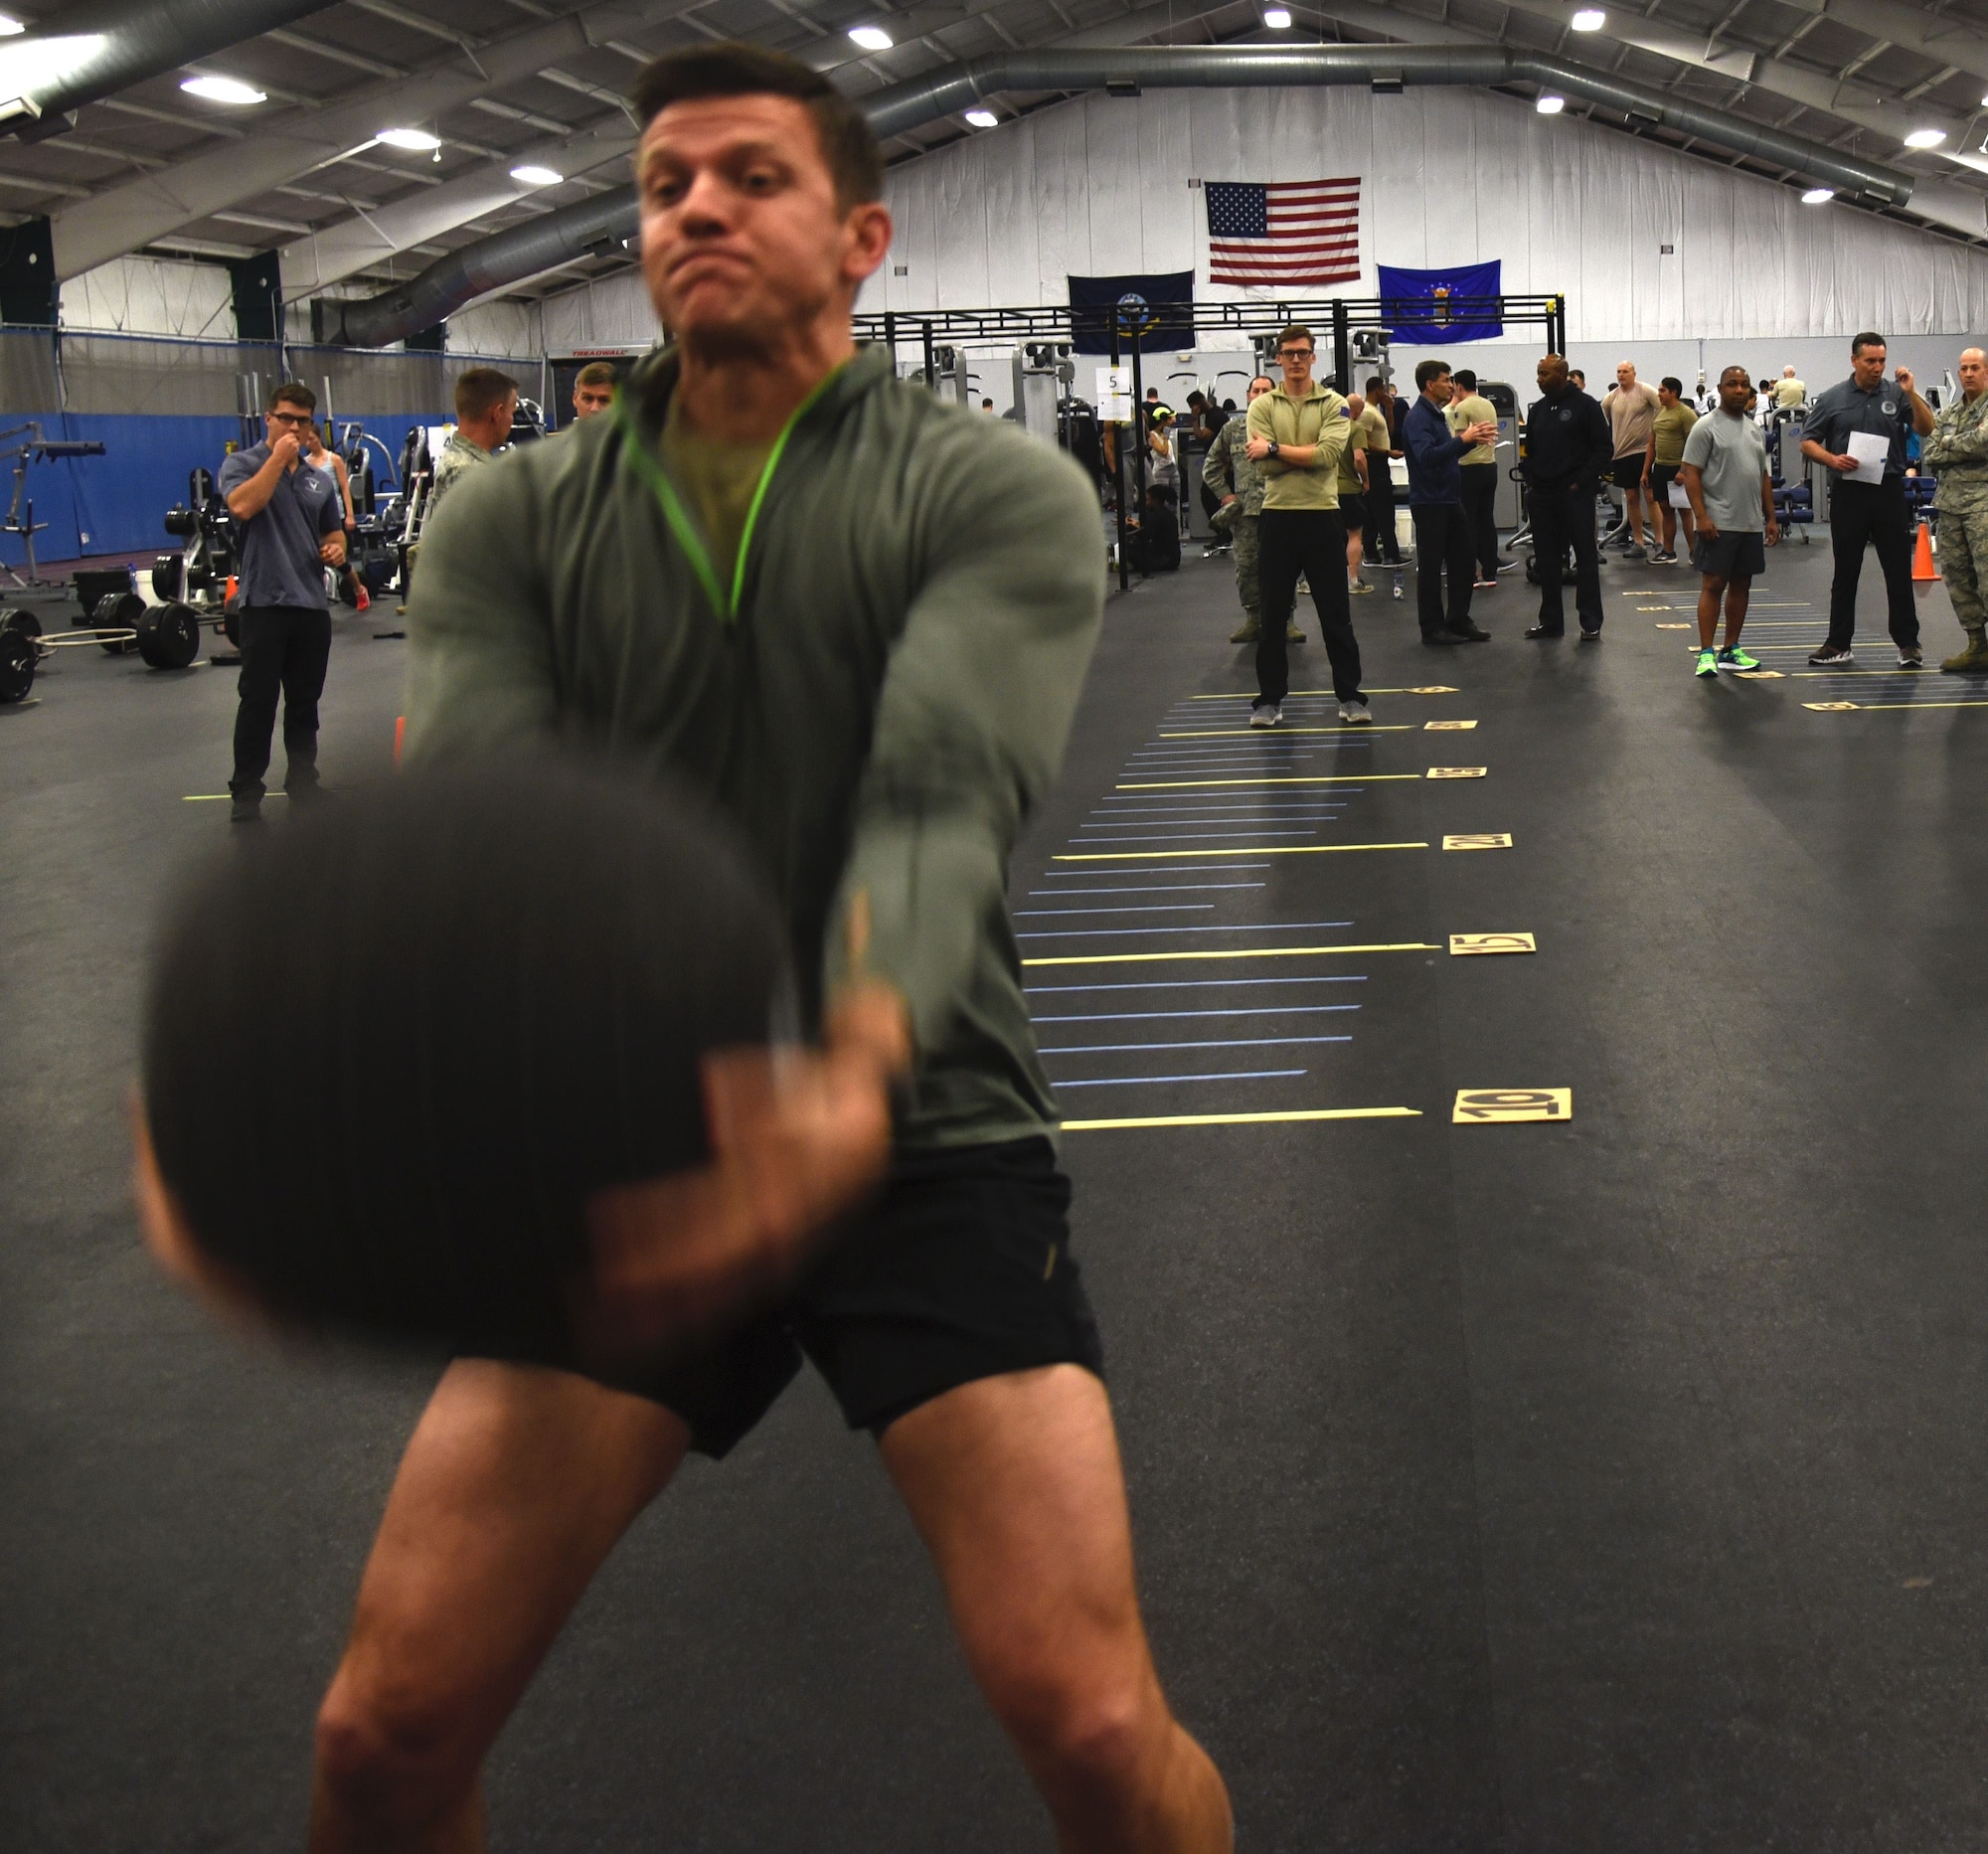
[1459,462,1500,576]
[1528,479,1604,634]
[1410,503,1478,640]
[1256,508,1362,706]
[231,603,331,799]
[1825,476,1917,651]
[1366,475,1403,563]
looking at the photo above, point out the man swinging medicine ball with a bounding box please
[306,42,1232,1853]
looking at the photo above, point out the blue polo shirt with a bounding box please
[1404,394,1470,506]
[1804,376,1916,482]
[218,440,343,608]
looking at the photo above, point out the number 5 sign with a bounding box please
[1452,1089,1572,1123]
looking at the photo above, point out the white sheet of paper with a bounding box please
[1844,429,1890,483]
[1668,481,1691,509]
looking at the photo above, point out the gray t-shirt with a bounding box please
[1680,411,1767,532]
[218,440,342,608]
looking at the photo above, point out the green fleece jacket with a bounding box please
[404,343,1105,1149]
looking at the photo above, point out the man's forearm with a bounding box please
[226,455,283,521]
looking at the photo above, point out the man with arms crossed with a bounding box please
[1802,332,1934,667]
[1923,348,1988,673]
[1521,355,1614,640]
[311,43,1231,1852]
[1445,368,1504,586]
[1245,324,1367,728]
[220,382,347,823]
[1645,377,1698,565]
[1679,365,1779,678]
[1600,360,1661,561]
[1405,359,1496,646]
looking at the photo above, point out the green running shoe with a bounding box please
[1695,648,1719,679]
[1717,645,1761,672]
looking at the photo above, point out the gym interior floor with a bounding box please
[6,532,1988,1851]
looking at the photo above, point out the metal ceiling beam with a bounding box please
[1784,0,1988,93]
[46,0,704,280]
[0,0,341,130]
[324,36,1915,347]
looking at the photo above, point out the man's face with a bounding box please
[265,402,312,447]
[1718,369,1750,416]
[1423,372,1453,405]
[1852,343,1888,389]
[637,92,889,353]
[1615,362,1636,391]
[1958,349,1987,397]
[1277,339,1314,390]
[1658,385,1678,407]
[1538,357,1569,396]
[572,379,615,420]
[1247,376,1273,403]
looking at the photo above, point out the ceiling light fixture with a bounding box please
[0,15,25,35]
[1536,92,1566,113]
[1903,127,1946,148]
[378,126,441,150]
[1801,186,1835,204]
[963,107,998,127]
[1571,8,1606,28]
[848,25,894,51]
[511,164,563,185]
[1263,7,1294,25]
[181,74,266,105]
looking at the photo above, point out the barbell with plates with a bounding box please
[90,590,145,654]
[0,624,33,703]
[135,602,202,671]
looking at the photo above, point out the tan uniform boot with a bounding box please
[1230,618,1260,642]
[1939,629,1988,672]
[1286,622,1305,641]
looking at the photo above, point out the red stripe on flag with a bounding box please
[1210,239,1360,258]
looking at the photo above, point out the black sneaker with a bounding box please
[1449,623,1491,642]
[1899,647,1924,669]
[230,797,261,823]
[1807,645,1854,666]
[1578,626,1602,642]
[1525,623,1565,639]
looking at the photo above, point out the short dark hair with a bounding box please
[1276,324,1313,353]
[1187,390,1207,404]
[1851,331,1886,355]
[1414,358,1451,391]
[1452,368,1477,390]
[574,361,617,390]
[269,381,315,413]
[455,366,518,424]
[629,42,884,210]
[1364,374,1385,394]
[1722,364,1750,384]
[1660,375,1682,395]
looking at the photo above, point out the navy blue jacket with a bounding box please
[1404,395,1470,507]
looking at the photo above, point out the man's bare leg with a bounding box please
[1722,576,1752,649]
[882,1365,1232,1853]
[310,1361,690,1852]
[1697,573,1730,650]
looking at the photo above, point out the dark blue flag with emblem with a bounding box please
[1375,260,1503,345]
[1067,270,1196,356]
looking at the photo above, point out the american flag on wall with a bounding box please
[1204,179,1363,287]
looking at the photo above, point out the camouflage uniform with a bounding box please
[1204,412,1299,641]
[1924,390,1988,666]
[424,429,496,526]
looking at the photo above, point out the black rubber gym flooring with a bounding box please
[6,535,1988,1850]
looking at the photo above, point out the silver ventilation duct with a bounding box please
[0,0,340,136]
[323,42,1917,349]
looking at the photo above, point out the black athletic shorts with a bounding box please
[1649,462,1680,501]
[1340,497,1365,532]
[616,1136,1103,1456]
[1610,454,1648,490]
[1692,530,1766,579]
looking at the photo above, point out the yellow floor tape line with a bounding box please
[1064,1105,1423,1131]
[1025,940,1439,966]
[1116,774,1424,789]
[1053,842,1429,861]
[1182,688,1452,699]
[1159,727,1411,738]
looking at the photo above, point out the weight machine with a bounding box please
[0,422,106,588]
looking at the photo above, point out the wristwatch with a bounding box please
[1267,439,1282,459]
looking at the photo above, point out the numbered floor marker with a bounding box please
[1424,719,1478,731]
[1448,931,1537,955]
[1442,832,1513,851]
[1452,1088,1572,1123]
[1736,669,1784,679]
[1804,701,1859,712]
[1426,766,1487,779]
[1655,622,1692,630]
[1408,685,1458,694]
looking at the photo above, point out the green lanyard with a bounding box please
[611,365,842,622]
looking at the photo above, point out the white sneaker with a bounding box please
[1337,700,1372,725]
[1249,703,1281,729]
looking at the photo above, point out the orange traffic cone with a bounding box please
[394,715,405,768]
[1912,519,1939,581]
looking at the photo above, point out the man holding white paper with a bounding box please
[1802,331,1935,667]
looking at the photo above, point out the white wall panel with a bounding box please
[863,82,1988,343]
[60,255,235,339]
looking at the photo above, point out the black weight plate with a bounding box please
[151,555,181,600]
[0,626,34,702]
[1,606,40,639]
[138,602,202,671]
[92,590,144,653]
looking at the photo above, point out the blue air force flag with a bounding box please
[1375,260,1504,345]
[1067,269,1196,356]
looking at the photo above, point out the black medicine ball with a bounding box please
[141,757,792,1364]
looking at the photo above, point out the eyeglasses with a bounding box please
[268,410,312,425]
[1277,348,1314,360]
